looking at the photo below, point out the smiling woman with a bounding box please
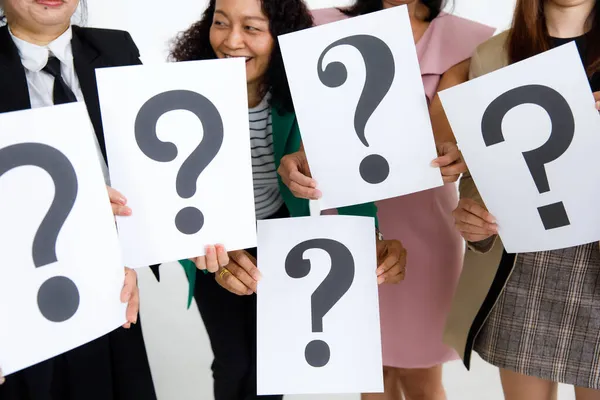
[168,1,406,399]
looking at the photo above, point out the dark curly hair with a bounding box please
[170,0,313,113]
[340,0,449,22]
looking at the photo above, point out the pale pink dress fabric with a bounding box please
[312,7,495,368]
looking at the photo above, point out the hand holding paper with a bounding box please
[376,239,407,284]
[452,198,498,243]
[107,186,132,217]
[216,250,260,296]
[277,148,320,200]
[431,142,467,183]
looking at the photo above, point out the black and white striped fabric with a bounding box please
[249,93,284,219]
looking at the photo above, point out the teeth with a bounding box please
[223,54,251,61]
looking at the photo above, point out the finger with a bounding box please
[455,221,496,237]
[596,101,600,111]
[378,265,404,284]
[204,245,219,273]
[289,170,317,189]
[461,199,496,224]
[432,148,460,168]
[194,255,207,271]
[0,368,4,385]
[457,209,497,232]
[107,186,127,205]
[215,244,230,267]
[593,91,600,102]
[121,268,136,303]
[440,161,467,178]
[125,286,139,324]
[232,251,262,281]
[217,270,251,296]
[288,181,322,200]
[111,204,132,217]
[227,263,257,293]
[377,249,400,275]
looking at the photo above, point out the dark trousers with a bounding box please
[194,207,288,400]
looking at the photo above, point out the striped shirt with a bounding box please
[249,93,284,219]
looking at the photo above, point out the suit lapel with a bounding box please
[0,26,32,113]
[71,27,108,161]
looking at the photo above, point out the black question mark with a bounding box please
[482,84,574,230]
[0,143,80,323]
[318,35,395,184]
[135,90,224,235]
[285,238,355,368]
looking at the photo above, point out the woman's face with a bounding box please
[3,0,78,31]
[209,0,274,87]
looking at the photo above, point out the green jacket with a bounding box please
[178,105,378,307]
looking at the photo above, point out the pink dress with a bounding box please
[312,8,495,368]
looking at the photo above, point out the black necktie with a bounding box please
[42,56,78,105]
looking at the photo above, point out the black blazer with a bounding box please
[0,24,141,160]
[0,25,161,279]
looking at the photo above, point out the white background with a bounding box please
[96,58,256,267]
[86,0,575,399]
[0,103,125,375]
[440,43,600,253]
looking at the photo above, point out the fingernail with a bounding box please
[377,276,385,284]
[596,101,600,110]
[133,316,138,324]
[376,268,383,276]
[206,246,214,254]
[430,160,440,168]
[315,190,322,199]
[122,207,132,216]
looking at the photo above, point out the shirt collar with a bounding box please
[8,25,74,73]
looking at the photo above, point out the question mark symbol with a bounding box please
[0,143,80,322]
[318,35,395,184]
[135,90,224,235]
[285,238,355,367]
[482,84,574,230]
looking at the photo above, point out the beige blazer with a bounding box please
[442,31,517,368]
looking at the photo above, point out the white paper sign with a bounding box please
[257,215,383,395]
[0,104,126,375]
[439,42,600,253]
[96,59,256,268]
[279,6,442,210]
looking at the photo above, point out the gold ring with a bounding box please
[219,268,230,279]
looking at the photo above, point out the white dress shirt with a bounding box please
[9,26,110,184]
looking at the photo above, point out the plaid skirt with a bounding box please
[474,242,600,389]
